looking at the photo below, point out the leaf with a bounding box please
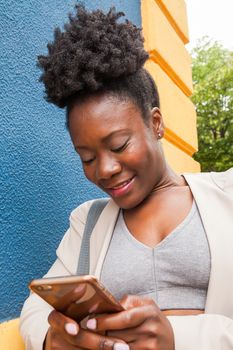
[191,37,233,171]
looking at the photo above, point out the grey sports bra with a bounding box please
[100,200,211,310]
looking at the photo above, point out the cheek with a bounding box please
[126,140,156,168]
[128,142,164,186]
[82,165,96,183]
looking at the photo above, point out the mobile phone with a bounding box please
[29,275,124,322]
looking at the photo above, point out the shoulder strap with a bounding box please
[76,198,109,275]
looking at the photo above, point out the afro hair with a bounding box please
[38,5,150,108]
[38,5,159,121]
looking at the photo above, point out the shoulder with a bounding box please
[183,168,233,194]
[69,198,111,229]
[210,168,233,193]
[67,197,112,238]
[69,199,96,228]
[56,198,111,274]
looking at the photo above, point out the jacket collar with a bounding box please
[89,170,233,317]
[183,171,233,317]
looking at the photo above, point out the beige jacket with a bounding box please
[20,168,233,350]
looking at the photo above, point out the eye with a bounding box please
[111,141,128,153]
[81,157,95,165]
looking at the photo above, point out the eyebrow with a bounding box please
[75,129,130,150]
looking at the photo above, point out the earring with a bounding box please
[157,132,162,139]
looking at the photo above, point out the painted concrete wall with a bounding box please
[142,0,200,172]
[0,0,141,322]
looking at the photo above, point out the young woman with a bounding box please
[20,5,233,350]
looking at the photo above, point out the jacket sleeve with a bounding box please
[19,200,94,350]
[19,258,71,350]
[168,313,233,349]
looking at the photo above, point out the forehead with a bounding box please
[68,94,145,136]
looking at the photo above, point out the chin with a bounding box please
[113,195,144,211]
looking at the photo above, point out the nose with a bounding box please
[96,154,121,180]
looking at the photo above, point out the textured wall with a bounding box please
[0,0,141,322]
[142,0,199,172]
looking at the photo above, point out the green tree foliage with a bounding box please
[191,37,233,171]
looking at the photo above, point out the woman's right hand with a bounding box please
[44,311,82,349]
[44,309,128,350]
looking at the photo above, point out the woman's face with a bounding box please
[68,93,166,209]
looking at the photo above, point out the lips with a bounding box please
[105,176,135,197]
[110,178,133,190]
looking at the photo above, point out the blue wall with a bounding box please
[0,0,141,322]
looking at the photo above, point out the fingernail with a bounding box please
[114,344,129,350]
[86,318,97,330]
[89,303,99,313]
[74,284,85,293]
[65,323,78,335]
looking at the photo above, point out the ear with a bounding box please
[151,107,165,139]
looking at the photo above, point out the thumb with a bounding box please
[48,310,79,336]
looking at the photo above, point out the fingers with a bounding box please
[86,304,158,331]
[48,310,128,350]
[119,295,155,310]
[107,317,161,343]
[45,325,82,350]
[84,295,174,350]
[67,328,126,350]
[129,338,160,350]
[107,328,137,343]
[48,309,79,335]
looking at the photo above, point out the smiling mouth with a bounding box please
[110,177,134,190]
[106,176,135,197]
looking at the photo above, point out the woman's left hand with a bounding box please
[86,295,174,350]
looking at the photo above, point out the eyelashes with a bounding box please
[80,139,130,165]
[111,141,129,153]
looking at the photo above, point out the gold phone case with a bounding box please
[29,275,123,321]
